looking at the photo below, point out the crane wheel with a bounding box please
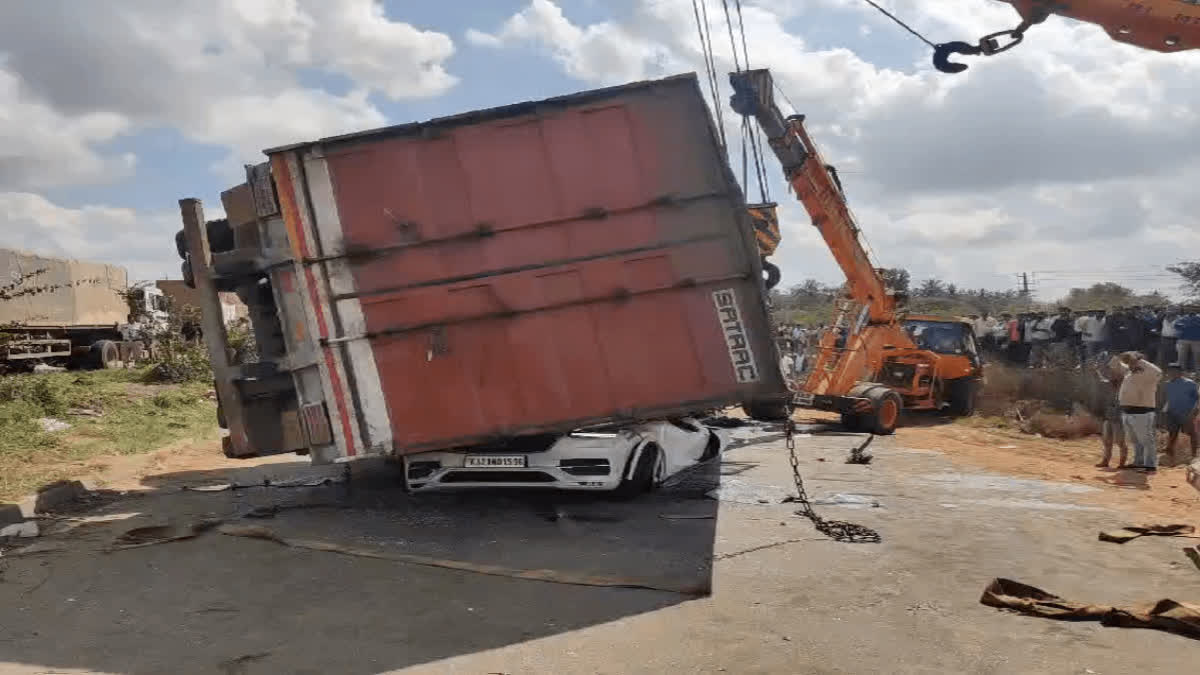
[864,386,902,432]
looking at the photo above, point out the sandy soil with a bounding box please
[896,422,1200,524]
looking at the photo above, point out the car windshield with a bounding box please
[904,319,972,355]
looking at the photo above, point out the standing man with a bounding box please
[1175,306,1200,371]
[1160,306,1180,367]
[1095,352,1130,469]
[1028,312,1053,368]
[1079,310,1105,364]
[1050,307,1075,367]
[1162,364,1199,466]
[1118,351,1163,473]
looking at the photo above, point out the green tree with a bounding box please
[1168,262,1200,301]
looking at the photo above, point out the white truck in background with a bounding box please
[0,248,167,370]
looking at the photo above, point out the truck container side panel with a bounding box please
[271,154,357,460]
[301,152,394,454]
[0,250,128,327]
[285,75,785,453]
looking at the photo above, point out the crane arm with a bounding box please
[729,69,895,324]
[938,0,1200,72]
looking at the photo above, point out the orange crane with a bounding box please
[934,0,1200,72]
[731,69,982,433]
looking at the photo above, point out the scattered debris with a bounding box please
[1099,524,1196,544]
[106,518,224,551]
[31,363,66,374]
[218,651,272,675]
[0,503,23,528]
[1185,546,1200,573]
[811,493,882,509]
[65,407,103,417]
[34,480,91,514]
[4,541,66,557]
[0,521,39,538]
[980,578,1200,641]
[183,483,233,492]
[217,523,709,596]
[36,417,70,433]
[705,478,792,505]
[701,415,749,428]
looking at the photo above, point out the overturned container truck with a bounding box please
[176,73,789,467]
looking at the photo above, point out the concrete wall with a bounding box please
[0,249,128,327]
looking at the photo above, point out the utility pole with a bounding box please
[1017,273,1030,296]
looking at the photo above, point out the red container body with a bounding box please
[269,74,786,455]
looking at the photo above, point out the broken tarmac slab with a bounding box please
[0,502,24,527]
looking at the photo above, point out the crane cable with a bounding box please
[722,0,771,204]
[691,0,727,151]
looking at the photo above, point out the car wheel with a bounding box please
[612,443,658,500]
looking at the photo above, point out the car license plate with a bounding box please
[464,455,526,468]
[795,392,815,406]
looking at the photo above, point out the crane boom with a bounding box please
[729,69,895,324]
[998,0,1200,53]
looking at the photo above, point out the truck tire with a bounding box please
[89,340,120,370]
[762,259,782,290]
[945,377,979,417]
[175,230,188,259]
[742,399,792,422]
[612,444,659,500]
[864,387,902,435]
[182,257,195,288]
[207,218,235,253]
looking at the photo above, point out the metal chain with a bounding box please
[784,419,881,543]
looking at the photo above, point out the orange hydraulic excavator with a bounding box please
[934,0,1200,73]
[731,70,982,433]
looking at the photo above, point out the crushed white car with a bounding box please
[402,418,725,496]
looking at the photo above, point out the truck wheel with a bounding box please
[206,219,235,253]
[612,444,659,500]
[182,257,195,288]
[945,377,979,417]
[89,340,120,370]
[742,399,792,422]
[762,259,782,290]
[865,387,902,435]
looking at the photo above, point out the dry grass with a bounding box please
[0,368,218,502]
[972,363,1105,439]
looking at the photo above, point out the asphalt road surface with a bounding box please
[1,424,1195,674]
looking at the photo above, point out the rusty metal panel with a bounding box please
[0,248,128,326]
[280,74,786,454]
[247,163,279,218]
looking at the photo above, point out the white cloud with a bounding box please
[0,67,136,190]
[0,0,457,187]
[0,193,180,281]
[467,0,1200,300]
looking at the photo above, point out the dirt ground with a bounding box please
[1,420,1197,674]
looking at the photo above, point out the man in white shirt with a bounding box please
[1028,312,1054,368]
[1160,307,1179,367]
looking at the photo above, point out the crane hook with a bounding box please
[932,41,983,74]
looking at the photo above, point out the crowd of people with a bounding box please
[966,305,1200,370]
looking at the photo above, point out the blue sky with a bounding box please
[2,0,1197,298]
